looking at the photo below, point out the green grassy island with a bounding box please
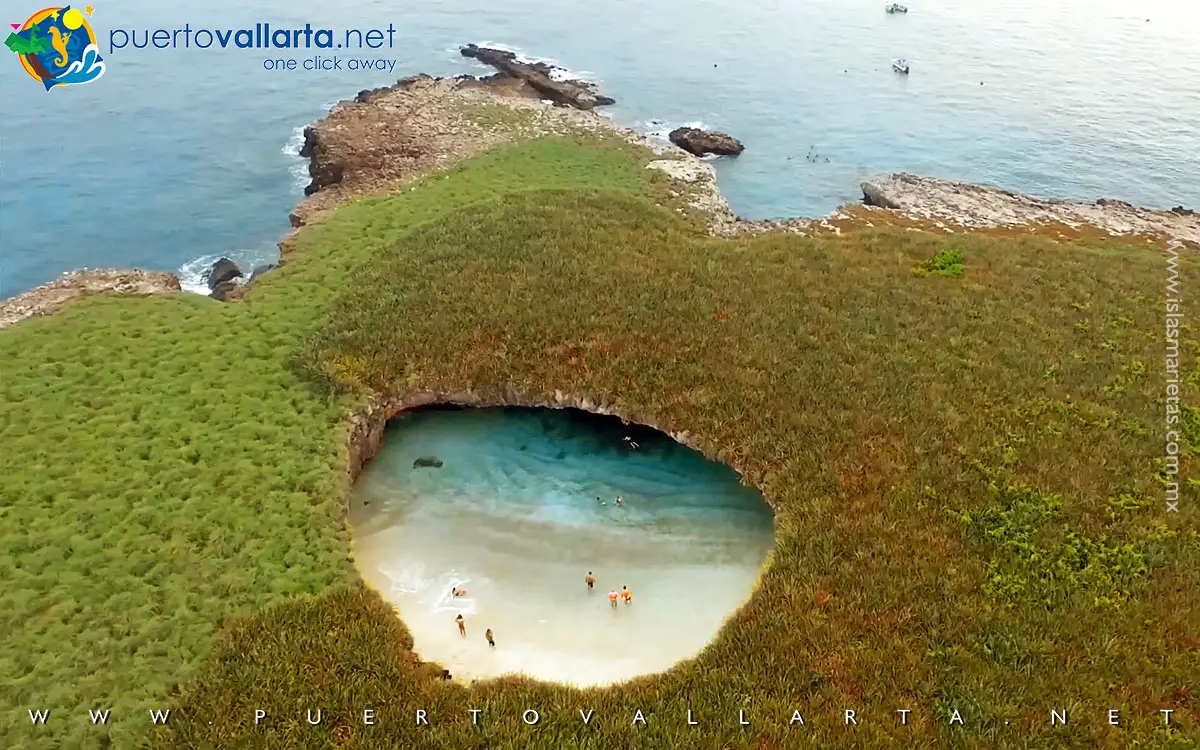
[2,72,1198,749]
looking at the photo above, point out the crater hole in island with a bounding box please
[349,405,776,686]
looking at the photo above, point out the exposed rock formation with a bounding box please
[247,264,277,284]
[460,44,615,110]
[210,280,239,301]
[291,77,437,208]
[645,159,737,225]
[861,181,901,210]
[204,258,243,301]
[668,127,745,157]
[0,269,181,330]
[354,75,431,104]
[206,258,242,287]
[299,125,346,197]
[861,173,1200,244]
[284,72,642,231]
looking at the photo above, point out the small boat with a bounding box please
[893,57,910,74]
[886,3,909,13]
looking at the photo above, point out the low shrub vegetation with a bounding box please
[922,247,966,277]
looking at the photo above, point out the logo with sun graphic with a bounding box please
[6,6,104,90]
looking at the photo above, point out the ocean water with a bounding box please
[2,0,1198,297]
[349,407,775,685]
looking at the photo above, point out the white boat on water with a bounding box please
[893,57,910,74]
[886,3,909,13]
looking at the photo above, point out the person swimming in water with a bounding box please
[452,586,468,597]
[608,589,619,609]
[586,571,595,590]
[621,585,632,605]
[485,628,495,648]
[456,614,466,637]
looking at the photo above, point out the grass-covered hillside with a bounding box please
[1,133,1197,749]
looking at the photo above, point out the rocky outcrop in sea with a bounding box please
[668,127,745,157]
[459,44,615,110]
[205,257,243,301]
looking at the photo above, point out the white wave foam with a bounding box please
[474,40,523,54]
[548,68,598,83]
[282,125,309,194]
[378,560,477,614]
[178,254,221,295]
[435,572,476,614]
[382,560,431,595]
[177,245,277,296]
[469,41,600,84]
[642,119,715,142]
[282,125,305,157]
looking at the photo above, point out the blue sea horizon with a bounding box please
[2,0,1198,297]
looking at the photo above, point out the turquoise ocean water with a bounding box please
[349,407,775,684]
[2,0,1198,297]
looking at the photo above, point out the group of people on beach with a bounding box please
[451,494,636,647]
[586,570,633,607]
[455,612,495,647]
[452,588,495,647]
[591,495,633,604]
[451,569,633,647]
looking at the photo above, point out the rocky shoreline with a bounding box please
[861,173,1199,244]
[2,52,1197,331]
[0,269,180,331]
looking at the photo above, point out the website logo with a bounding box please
[6,5,105,90]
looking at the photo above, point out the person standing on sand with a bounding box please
[608,589,619,609]
[456,614,466,637]
[622,585,632,605]
[586,571,595,590]
[485,628,495,648]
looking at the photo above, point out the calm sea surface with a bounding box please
[2,0,1198,296]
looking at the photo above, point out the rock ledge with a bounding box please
[0,269,181,331]
[861,173,1200,245]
